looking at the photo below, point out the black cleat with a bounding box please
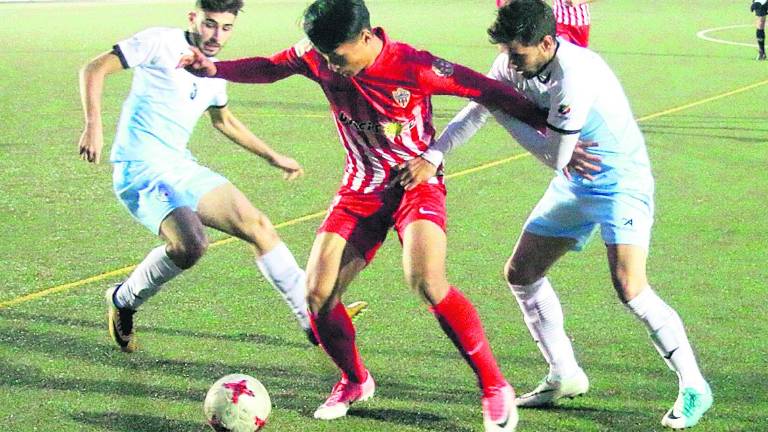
[105,285,137,353]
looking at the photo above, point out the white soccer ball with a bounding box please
[204,374,271,431]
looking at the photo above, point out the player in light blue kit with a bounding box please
[396,0,712,428]
[77,0,366,352]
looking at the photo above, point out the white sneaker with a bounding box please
[516,370,589,407]
[313,371,375,420]
[661,383,713,429]
[482,383,518,432]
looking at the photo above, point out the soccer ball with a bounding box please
[204,374,271,431]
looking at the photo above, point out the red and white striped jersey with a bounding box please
[213,27,545,194]
[553,0,591,26]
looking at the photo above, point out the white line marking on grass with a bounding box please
[696,24,757,48]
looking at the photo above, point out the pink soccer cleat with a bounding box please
[313,371,376,420]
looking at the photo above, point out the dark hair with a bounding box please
[302,0,371,53]
[488,0,555,46]
[196,0,244,15]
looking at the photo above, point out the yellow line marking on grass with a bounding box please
[3,79,767,309]
[636,79,768,122]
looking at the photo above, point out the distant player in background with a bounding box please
[496,0,594,48]
[751,0,767,60]
[78,0,364,353]
[399,0,712,429]
[183,0,550,429]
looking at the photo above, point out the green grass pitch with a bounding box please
[0,0,766,431]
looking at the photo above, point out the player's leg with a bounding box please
[306,232,374,420]
[757,13,766,60]
[402,220,516,432]
[196,182,313,338]
[108,161,211,352]
[396,183,515,432]
[508,177,590,407]
[607,244,711,429]
[505,231,589,408]
[107,207,203,352]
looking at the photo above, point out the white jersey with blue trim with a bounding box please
[110,27,228,163]
[489,39,653,193]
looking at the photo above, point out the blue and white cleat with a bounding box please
[661,383,713,429]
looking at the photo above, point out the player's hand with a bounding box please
[179,46,217,77]
[563,140,601,180]
[394,156,438,191]
[78,125,103,164]
[271,154,304,181]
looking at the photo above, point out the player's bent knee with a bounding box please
[405,273,449,304]
[167,236,208,269]
[504,257,542,286]
[243,213,280,246]
[612,277,647,303]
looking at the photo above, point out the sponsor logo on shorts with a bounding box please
[418,207,439,216]
[190,82,198,100]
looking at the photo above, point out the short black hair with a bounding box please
[488,0,555,46]
[302,0,371,53]
[196,0,244,15]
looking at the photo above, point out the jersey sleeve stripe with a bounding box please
[112,44,130,69]
[547,123,581,135]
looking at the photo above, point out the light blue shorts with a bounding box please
[523,176,655,251]
[113,159,229,234]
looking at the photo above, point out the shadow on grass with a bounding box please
[0,309,308,349]
[352,407,474,432]
[72,411,207,432]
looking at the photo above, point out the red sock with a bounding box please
[310,302,367,383]
[432,286,507,394]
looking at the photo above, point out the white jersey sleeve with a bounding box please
[114,28,171,69]
[546,57,596,135]
[424,54,512,166]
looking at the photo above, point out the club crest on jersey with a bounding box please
[557,104,571,117]
[392,87,411,108]
[431,58,454,77]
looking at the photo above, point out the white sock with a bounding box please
[626,286,707,392]
[115,245,183,310]
[510,277,581,379]
[256,242,310,330]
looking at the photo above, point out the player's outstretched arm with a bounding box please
[78,52,123,164]
[208,106,304,181]
[492,110,601,178]
[182,46,302,84]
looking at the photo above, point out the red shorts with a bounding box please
[318,183,447,263]
[556,23,591,48]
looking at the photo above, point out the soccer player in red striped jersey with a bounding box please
[497,0,594,47]
[552,0,593,48]
[183,0,546,430]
